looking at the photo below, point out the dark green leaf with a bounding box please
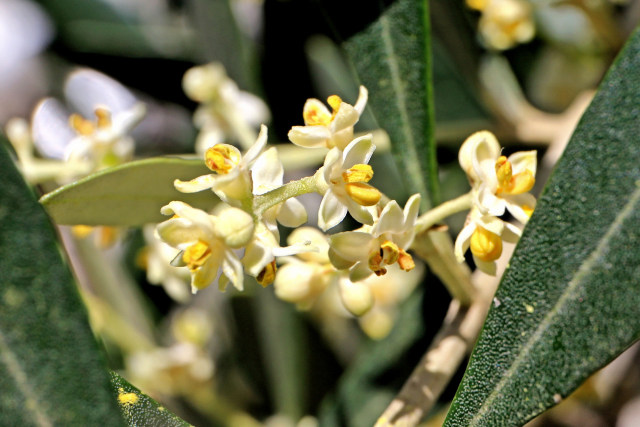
[109,372,190,427]
[40,157,217,226]
[343,0,440,209]
[445,27,640,426]
[0,141,122,425]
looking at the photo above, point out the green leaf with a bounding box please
[40,157,217,226]
[444,28,640,426]
[109,372,191,426]
[0,141,122,424]
[343,0,440,209]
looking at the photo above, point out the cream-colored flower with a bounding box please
[328,194,421,282]
[459,130,537,224]
[274,227,334,310]
[155,201,254,292]
[140,225,191,303]
[317,134,381,230]
[476,0,535,50]
[288,86,368,150]
[183,62,270,152]
[454,207,521,275]
[174,124,268,206]
[31,69,145,174]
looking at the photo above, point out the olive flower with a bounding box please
[317,134,381,230]
[155,201,254,292]
[459,130,537,224]
[328,194,421,282]
[288,86,368,150]
[454,207,521,276]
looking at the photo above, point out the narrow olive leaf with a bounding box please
[109,372,190,426]
[40,157,217,226]
[0,142,122,425]
[444,28,640,426]
[343,0,440,209]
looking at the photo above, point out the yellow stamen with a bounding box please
[466,0,487,10]
[256,260,277,287]
[342,164,373,183]
[183,240,212,271]
[327,95,342,114]
[95,107,111,129]
[380,240,399,265]
[495,156,535,195]
[70,114,95,135]
[397,249,415,271]
[205,144,241,174]
[368,251,387,276]
[470,226,502,262]
[345,182,381,206]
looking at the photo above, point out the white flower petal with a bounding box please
[329,231,375,263]
[277,198,307,228]
[354,86,368,115]
[243,124,268,165]
[342,134,375,169]
[288,125,332,148]
[252,147,283,194]
[174,174,217,193]
[477,215,505,236]
[222,250,244,291]
[161,201,215,230]
[508,150,537,176]
[338,277,373,316]
[31,98,75,160]
[345,199,374,226]
[473,256,497,276]
[349,262,374,282]
[506,192,536,224]
[318,191,348,231]
[330,103,358,133]
[454,221,476,262]
[155,218,208,249]
[374,200,405,236]
[503,222,522,243]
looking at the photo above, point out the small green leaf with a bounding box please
[40,157,217,226]
[344,0,439,209]
[444,28,640,426]
[110,372,191,427]
[0,142,122,424]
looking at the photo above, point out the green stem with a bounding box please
[253,169,324,216]
[414,191,473,234]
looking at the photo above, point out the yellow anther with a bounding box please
[495,156,512,189]
[70,114,95,135]
[522,204,534,218]
[183,240,212,271]
[380,240,400,265]
[342,164,374,183]
[495,156,535,195]
[466,0,487,10]
[470,226,502,262]
[256,260,277,287]
[95,107,112,129]
[345,182,381,206]
[304,104,332,126]
[205,144,241,174]
[397,249,415,272]
[327,95,342,113]
[71,224,94,239]
[368,251,387,276]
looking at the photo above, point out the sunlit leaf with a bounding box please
[445,27,640,426]
[110,372,190,427]
[40,157,217,226]
[0,141,122,425]
[343,0,439,208]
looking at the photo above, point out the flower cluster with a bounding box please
[466,0,535,51]
[454,130,537,275]
[154,81,424,339]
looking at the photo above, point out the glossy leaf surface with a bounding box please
[110,372,190,426]
[40,157,216,226]
[0,142,122,425]
[344,0,440,209]
[445,27,640,426]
